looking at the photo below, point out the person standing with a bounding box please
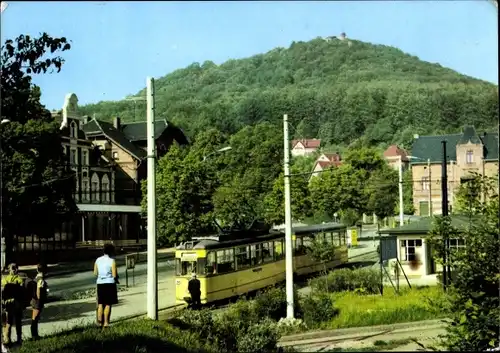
[188,272,201,310]
[94,244,118,328]
[1,263,24,346]
[30,264,48,340]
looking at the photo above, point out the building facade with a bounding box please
[309,152,342,182]
[13,93,188,263]
[291,139,321,157]
[410,126,499,216]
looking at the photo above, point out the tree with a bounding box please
[1,33,75,265]
[402,168,415,215]
[426,186,499,351]
[263,166,311,226]
[453,172,497,216]
[307,236,338,291]
[366,166,398,220]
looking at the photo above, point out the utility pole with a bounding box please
[283,114,294,319]
[398,156,404,226]
[146,77,158,320]
[427,159,432,216]
[441,140,449,291]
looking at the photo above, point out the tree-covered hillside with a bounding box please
[80,37,498,148]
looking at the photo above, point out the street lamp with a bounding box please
[202,146,232,161]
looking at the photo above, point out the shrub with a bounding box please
[309,267,380,294]
[254,286,288,321]
[178,308,216,341]
[236,317,280,353]
[299,292,339,328]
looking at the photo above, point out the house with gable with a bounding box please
[383,145,409,171]
[291,139,321,157]
[410,126,498,216]
[309,152,342,182]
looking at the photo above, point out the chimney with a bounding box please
[82,115,89,124]
[113,117,121,130]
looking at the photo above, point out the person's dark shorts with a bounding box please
[30,299,44,310]
[97,283,118,305]
[2,304,22,324]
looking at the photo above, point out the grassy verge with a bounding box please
[15,319,216,353]
[327,285,446,329]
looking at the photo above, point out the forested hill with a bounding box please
[79,36,499,148]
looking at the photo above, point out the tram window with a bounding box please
[324,232,333,244]
[205,252,216,275]
[274,240,284,261]
[262,242,274,263]
[303,235,313,250]
[255,244,263,265]
[216,249,235,274]
[250,244,259,266]
[341,231,346,245]
[332,232,341,246]
[180,261,197,276]
[236,246,252,270]
[295,236,306,256]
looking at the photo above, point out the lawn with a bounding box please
[14,319,217,353]
[326,285,446,329]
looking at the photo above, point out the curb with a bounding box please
[114,303,187,323]
[279,319,447,344]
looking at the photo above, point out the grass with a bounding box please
[325,338,414,352]
[14,319,217,353]
[326,285,446,329]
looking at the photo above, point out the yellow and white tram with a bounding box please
[175,223,348,305]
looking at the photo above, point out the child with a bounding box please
[30,264,48,340]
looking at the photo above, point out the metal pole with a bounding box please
[399,156,404,226]
[146,77,158,320]
[428,159,432,217]
[441,141,448,290]
[283,114,294,319]
[378,222,383,295]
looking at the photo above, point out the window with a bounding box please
[236,246,252,270]
[82,150,88,166]
[91,173,100,202]
[421,176,430,191]
[274,240,285,261]
[400,239,422,262]
[295,236,307,256]
[466,150,473,164]
[70,121,78,138]
[449,238,466,252]
[261,242,274,263]
[102,175,110,203]
[216,249,235,274]
[112,151,119,160]
[175,259,197,276]
[70,149,77,166]
[205,252,217,275]
[250,244,259,266]
[82,179,89,201]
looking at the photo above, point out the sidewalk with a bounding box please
[11,247,175,278]
[19,270,180,340]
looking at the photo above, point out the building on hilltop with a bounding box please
[291,139,321,157]
[410,126,498,216]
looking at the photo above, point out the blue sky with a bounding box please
[2,1,498,110]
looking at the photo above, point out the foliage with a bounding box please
[1,33,75,264]
[299,292,338,328]
[327,286,445,329]
[402,168,415,214]
[366,166,398,219]
[453,172,497,215]
[309,267,380,294]
[17,319,217,353]
[79,38,498,148]
[263,167,311,225]
[427,179,499,352]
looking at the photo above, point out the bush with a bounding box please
[299,292,339,328]
[309,267,380,294]
[236,317,280,353]
[254,286,288,321]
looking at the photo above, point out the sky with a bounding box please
[1,1,498,111]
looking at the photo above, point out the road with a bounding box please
[47,259,175,300]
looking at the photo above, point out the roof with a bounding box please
[321,153,342,162]
[379,215,473,235]
[384,145,408,160]
[82,119,146,160]
[121,120,168,142]
[292,139,321,149]
[411,126,499,164]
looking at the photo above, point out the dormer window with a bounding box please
[466,150,473,164]
[70,121,78,138]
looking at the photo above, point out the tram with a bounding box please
[174,223,348,305]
